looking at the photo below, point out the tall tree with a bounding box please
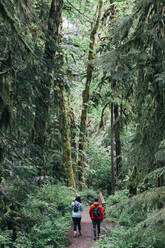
[113,0,165,190]
[114,103,122,177]
[33,0,75,187]
[55,83,75,187]
[52,1,75,187]
[110,102,115,194]
[78,0,103,184]
[67,95,78,174]
[33,0,62,178]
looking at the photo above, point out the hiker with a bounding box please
[71,195,83,237]
[89,197,104,240]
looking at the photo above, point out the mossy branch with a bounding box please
[0,1,44,64]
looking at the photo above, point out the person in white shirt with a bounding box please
[71,195,83,237]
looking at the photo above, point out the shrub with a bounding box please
[106,187,165,226]
[0,230,12,247]
[13,183,74,248]
[85,139,111,194]
[94,220,165,248]
[106,189,129,206]
[80,188,98,205]
[95,187,165,248]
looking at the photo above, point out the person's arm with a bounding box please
[80,203,83,212]
[99,205,104,219]
[89,205,93,218]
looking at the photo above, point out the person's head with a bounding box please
[75,195,81,203]
[95,197,99,202]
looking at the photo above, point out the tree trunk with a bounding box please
[157,162,164,187]
[110,103,115,194]
[67,95,78,176]
[158,175,164,187]
[78,0,103,184]
[33,0,64,180]
[128,166,137,196]
[0,70,11,182]
[33,0,75,188]
[114,104,122,177]
[46,0,75,187]
[56,85,75,187]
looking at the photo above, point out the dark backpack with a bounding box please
[93,205,100,218]
[73,203,79,213]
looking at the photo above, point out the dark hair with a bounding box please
[75,196,81,203]
[95,197,99,202]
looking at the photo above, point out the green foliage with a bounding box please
[155,139,165,163]
[85,137,111,194]
[80,188,98,205]
[94,223,165,248]
[4,184,74,248]
[99,0,165,191]
[0,0,165,246]
[0,230,12,246]
[85,162,111,195]
[95,187,165,248]
[121,1,165,173]
[0,181,75,247]
[139,167,165,192]
[106,189,129,207]
[106,187,165,226]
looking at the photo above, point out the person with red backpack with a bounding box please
[89,197,104,240]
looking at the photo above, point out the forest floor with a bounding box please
[66,206,113,248]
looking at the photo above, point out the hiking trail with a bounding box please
[66,206,112,248]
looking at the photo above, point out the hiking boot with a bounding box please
[73,231,77,237]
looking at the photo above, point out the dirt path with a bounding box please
[66,206,112,248]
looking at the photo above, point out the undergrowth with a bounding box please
[0,183,75,248]
[94,187,165,248]
[80,188,99,205]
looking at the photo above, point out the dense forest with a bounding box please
[0,0,165,247]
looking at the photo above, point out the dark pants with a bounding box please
[72,217,81,232]
[92,219,101,238]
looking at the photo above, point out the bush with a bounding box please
[0,230,12,247]
[106,187,165,226]
[80,188,98,205]
[13,183,74,248]
[106,189,129,206]
[94,220,165,248]
[95,187,165,248]
[85,139,111,194]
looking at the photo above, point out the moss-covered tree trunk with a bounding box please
[33,0,64,179]
[78,0,103,184]
[67,95,77,176]
[50,1,75,187]
[56,85,75,187]
[33,0,75,187]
